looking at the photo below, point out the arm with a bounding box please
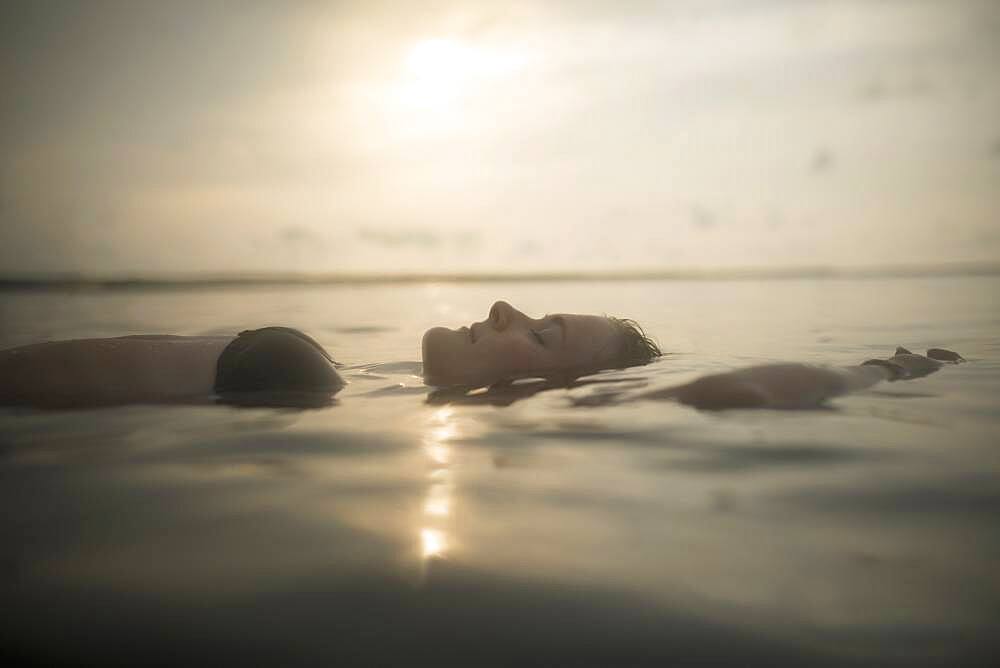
[638,363,892,410]
[637,347,963,410]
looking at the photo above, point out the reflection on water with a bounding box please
[421,528,447,559]
[421,407,455,562]
[1,277,999,666]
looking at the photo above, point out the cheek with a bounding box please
[488,339,547,373]
[425,333,552,385]
[509,349,540,371]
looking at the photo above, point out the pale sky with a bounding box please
[1,0,998,276]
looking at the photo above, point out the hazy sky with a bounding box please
[1,0,997,275]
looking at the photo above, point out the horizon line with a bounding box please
[1,261,998,290]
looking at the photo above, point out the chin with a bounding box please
[421,327,461,386]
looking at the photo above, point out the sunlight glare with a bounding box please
[398,37,528,111]
[424,483,451,517]
[419,403,456,563]
[406,39,465,79]
[421,528,447,558]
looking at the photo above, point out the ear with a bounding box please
[894,346,912,356]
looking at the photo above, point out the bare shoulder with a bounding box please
[0,335,232,408]
[115,335,232,342]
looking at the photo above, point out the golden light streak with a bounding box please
[424,483,451,517]
[418,404,457,561]
[421,528,447,558]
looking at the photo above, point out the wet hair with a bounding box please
[606,317,661,367]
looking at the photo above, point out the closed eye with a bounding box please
[531,329,546,346]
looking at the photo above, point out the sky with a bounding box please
[1,0,998,276]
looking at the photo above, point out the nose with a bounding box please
[488,300,525,332]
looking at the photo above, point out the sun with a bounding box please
[407,39,466,79]
[400,39,467,109]
[397,37,528,111]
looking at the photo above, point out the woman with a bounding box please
[0,300,958,410]
[0,301,658,409]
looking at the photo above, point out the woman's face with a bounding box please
[422,300,622,387]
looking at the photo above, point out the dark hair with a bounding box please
[607,317,661,367]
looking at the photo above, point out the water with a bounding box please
[2,276,998,666]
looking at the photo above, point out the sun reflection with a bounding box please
[426,443,450,465]
[421,528,447,558]
[424,484,451,517]
[419,406,457,562]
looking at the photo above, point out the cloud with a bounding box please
[358,226,442,249]
[1,0,998,274]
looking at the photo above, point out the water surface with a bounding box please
[2,276,998,666]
